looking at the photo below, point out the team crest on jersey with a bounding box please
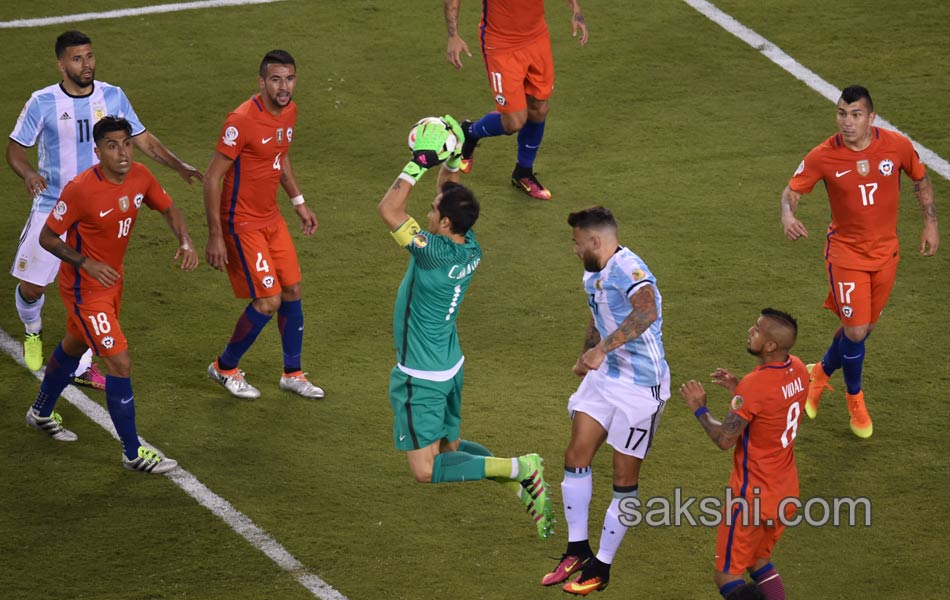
[94,107,106,121]
[878,159,894,176]
[118,196,130,213]
[277,128,284,143]
[287,127,294,142]
[841,305,853,318]
[412,234,428,248]
[594,279,603,291]
[856,159,870,176]
[223,126,239,147]
[133,193,144,208]
[53,201,67,221]
[262,275,275,289]
[730,395,744,410]
[632,269,646,281]
[495,93,507,107]
[101,336,115,349]
[17,258,28,271]
[793,160,805,176]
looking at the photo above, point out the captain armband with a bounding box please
[390,217,421,247]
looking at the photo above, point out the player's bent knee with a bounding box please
[500,112,527,134]
[410,464,433,483]
[252,294,282,315]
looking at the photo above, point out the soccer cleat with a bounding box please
[25,407,78,442]
[123,446,179,474]
[458,119,478,174]
[517,453,555,540]
[562,564,610,596]
[511,167,552,200]
[542,553,591,586]
[846,391,873,438]
[805,362,833,419]
[208,359,261,399]
[72,363,106,391]
[279,371,325,399]
[23,331,43,371]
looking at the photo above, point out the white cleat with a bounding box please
[208,361,261,399]
[25,408,78,442]
[123,446,178,474]
[279,372,325,399]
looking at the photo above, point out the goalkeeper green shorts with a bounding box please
[389,366,463,451]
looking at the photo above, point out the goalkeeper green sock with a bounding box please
[431,452,486,483]
[459,440,523,496]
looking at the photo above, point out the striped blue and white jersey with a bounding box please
[583,246,668,387]
[9,81,145,213]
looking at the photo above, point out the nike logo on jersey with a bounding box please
[261,137,273,144]
[399,435,407,441]
[99,209,114,217]
[835,170,852,177]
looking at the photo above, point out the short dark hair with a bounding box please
[567,205,617,231]
[55,30,91,58]
[259,50,296,77]
[93,116,132,143]
[840,85,873,112]
[438,181,479,234]
[761,307,798,340]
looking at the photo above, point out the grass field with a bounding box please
[1,1,948,598]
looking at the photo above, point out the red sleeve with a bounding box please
[139,166,173,212]
[45,181,81,236]
[899,134,927,180]
[215,112,248,161]
[729,374,760,422]
[788,145,825,195]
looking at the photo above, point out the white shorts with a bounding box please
[10,208,62,287]
[568,368,670,459]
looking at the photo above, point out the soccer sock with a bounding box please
[750,562,786,600]
[820,327,845,376]
[516,119,546,170]
[277,300,304,374]
[219,303,272,371]
[595,484,638,565]
[32,343,80,417]
[470,112,508,139]
[15,284,43,332]
[562,466,593,543]
[74,348,94,378]
[719,580,746,598]
[431,451,487,483]
[458,440,523,496]
[839,334,866,395]
[105,375,139,460]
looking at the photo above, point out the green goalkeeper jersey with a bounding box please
[392,228,482,377]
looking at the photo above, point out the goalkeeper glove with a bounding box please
[442,114,465,172]
[402,119,451,182]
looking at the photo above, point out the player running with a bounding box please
[25,116,197,473]
[780,85,939,438]
[681,308,808,600]
[377,116,554,540]
[444,0,588,200]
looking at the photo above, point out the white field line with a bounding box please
[0,0,286,29]
[683,0,950,182]
[1,328,347,600]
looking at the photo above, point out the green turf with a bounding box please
[1,1,948,598]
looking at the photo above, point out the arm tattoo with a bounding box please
[599,285,657,352]
[698,411,748,449]
[582,317,600,351]
[914,174,938,223]
[444,1,459,36]
[390,179,403,191]
[780,187,800,216]
[574,12,586,24]
[44,239,85,268]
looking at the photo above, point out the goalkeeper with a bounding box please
[377,116,554,540]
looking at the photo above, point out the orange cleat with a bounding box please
[846,390,873,438]
[805,362,833,419]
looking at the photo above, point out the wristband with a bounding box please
[693,406,709,419]
[401,161,425,183]
[76,256,87,269]
[290,194,305,206]
[180,241,193,251]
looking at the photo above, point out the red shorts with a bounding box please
[482,33,554,113]
[823,255,898,326]
[715,507,787,575]
[225,219,301,299]
[64,292,128,357]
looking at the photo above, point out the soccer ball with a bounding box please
[408,117,458,154]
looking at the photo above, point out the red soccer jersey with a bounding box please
[215,95,297,233]
[480,0,549,51]
[727,356,809,519]
[789,127,926,270]
[46,162,173,301]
